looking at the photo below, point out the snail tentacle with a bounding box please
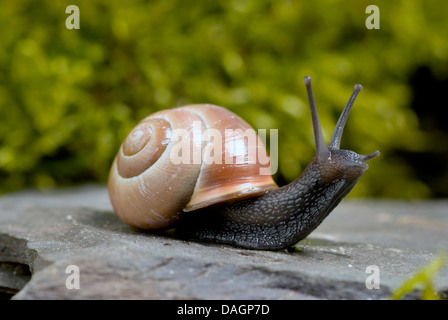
[108,76,379,250]
[175,77,379,250]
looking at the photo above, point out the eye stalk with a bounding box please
[329,84,363,150]
[303,76,380,163]
[303,76,329,159]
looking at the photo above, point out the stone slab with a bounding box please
[0,185,447,299]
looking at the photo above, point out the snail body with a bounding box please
[108,77,379,250]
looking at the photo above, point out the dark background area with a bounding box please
[402,66,448,197]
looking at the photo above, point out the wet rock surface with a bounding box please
[0,185,447,299]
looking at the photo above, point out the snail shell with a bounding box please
[108,104,277,229]
[108,77,380,250]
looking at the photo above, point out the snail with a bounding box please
[108,76,380,250]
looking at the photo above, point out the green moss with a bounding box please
[0,0,447,196]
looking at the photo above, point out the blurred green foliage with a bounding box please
[1,0,448,198]
[390,252,446,300]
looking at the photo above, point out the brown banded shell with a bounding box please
[108,104,277,229]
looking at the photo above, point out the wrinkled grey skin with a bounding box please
[175,77,379,250]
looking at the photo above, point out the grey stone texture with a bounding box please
[0,185,447,299]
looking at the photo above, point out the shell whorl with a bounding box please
[108,104,277,230]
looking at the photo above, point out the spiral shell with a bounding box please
[108,104,277,229]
